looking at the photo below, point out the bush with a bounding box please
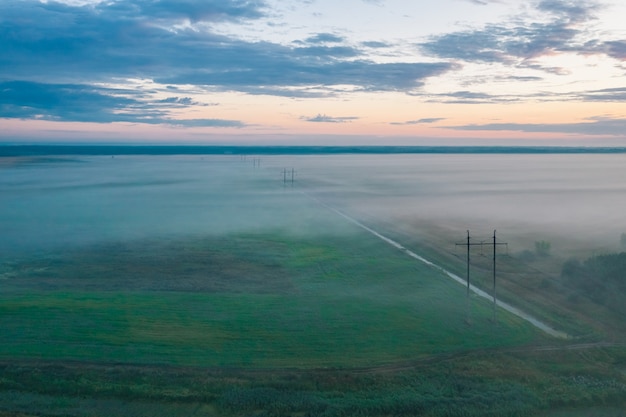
[534,241,551,257]
[560,252,626,314]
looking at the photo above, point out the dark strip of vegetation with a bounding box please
[217,379,541,417]
[1,347,625,417]
[561,252,626,316]
[3,145,626,157]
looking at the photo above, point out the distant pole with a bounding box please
[283,168,287,185]
[291,168,295,184]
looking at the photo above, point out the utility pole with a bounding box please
[491,230,508,324]
[282,168,295,186]
[456,229,508,326]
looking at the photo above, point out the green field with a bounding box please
[2,155,626,416]
[0,229,544,368]
[2,228,626,416]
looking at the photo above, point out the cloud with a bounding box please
[158,60,454,91]
[304,114,359,123]
[9,0,619,133]
[0,0,462,127]
[0,1,453,92]
[503,75,543,82]
[536,0,597,22]
[425,85,626,105]
[445,116,626,136]
[242,86,334,98]
[600,40,626,61]
[420,0,604,72]
[391,118,446,125]
[156,97,215,106]
[0,81,144,123]
[361,41,390,48]
[168,118,245,127]
[294,45,361,58]
[581,87,626,102]
[103,0,268,23]
[443,91,495,100]
[305,33,345,44]
[0,81,243,126]
[420,90,522,104]
[463,0,492,5]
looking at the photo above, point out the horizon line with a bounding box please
[3,143,626,157]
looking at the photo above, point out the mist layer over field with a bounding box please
[3,153,625,257]
[2,153,550,368]
[0,155,359,256]
[263,153,626,259]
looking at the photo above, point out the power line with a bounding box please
[455,230,508,325]
[491,230,508,324]
[282,168,296,185]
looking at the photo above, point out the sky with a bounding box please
[1,0,626,145]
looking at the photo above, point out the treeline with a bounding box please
[561,252,626,315]
[3,144,626,157]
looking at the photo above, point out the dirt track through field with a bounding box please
[302,191,569,339]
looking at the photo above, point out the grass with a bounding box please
[367,217,625,340]
[0,231,543,368]
[1,223,624,416]
[0,346,625,416]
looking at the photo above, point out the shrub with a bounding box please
[560,252,626,314]
[534,241,551,257]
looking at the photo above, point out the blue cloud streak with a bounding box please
[0,81,243,126]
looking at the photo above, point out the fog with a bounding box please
[262,154,626,259]
[2,153,625,261]
[0,155,350,256]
